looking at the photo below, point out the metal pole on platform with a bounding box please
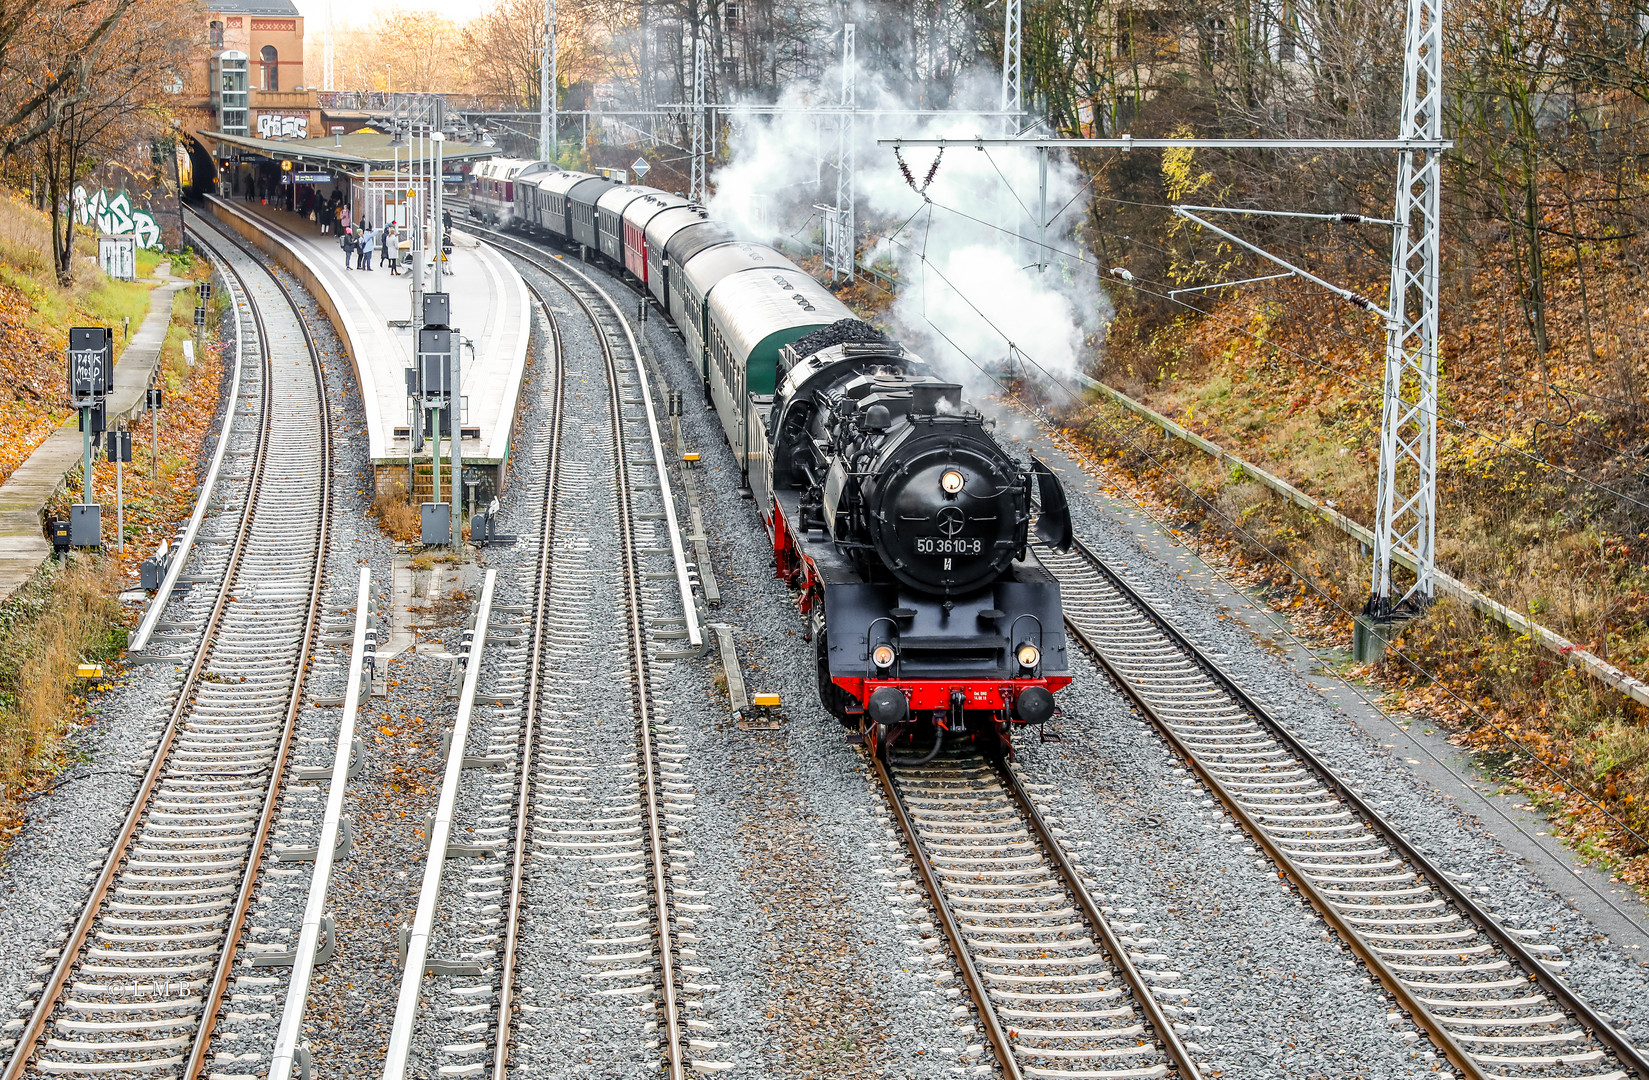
[449,336,461,551]
[411,108,424,323]
[432,128,445,295]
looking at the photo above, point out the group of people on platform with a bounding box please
[338,209,455,276]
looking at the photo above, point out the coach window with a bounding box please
[261,45,278,91]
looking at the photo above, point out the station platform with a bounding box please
[204,196,531,492]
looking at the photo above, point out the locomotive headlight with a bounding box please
[940,469,965,495]
[1015,643,1041,670]
[872,643,897,669]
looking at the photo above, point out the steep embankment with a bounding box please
[1073,203,1649,892]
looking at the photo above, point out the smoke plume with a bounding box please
[706,59,1108,396]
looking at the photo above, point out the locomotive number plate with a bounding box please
[917,536,982,555]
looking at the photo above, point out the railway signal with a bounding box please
[414,291,464,550]
[146,380,163,484]
[105,428,132,552]
[68,326,113,548]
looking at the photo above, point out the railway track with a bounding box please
[1040,536,1649,1080]
[474,222,1198,1080]
[0,210,332,1080]
[873,749,1204,1080]
[380,228,720,1080]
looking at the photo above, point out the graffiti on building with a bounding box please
[257,113,309,139]
[72,185,165,250]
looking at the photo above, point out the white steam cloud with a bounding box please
[706,61,1108,395]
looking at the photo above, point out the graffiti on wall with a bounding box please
[71,185,164,250]
[257,114,309,139]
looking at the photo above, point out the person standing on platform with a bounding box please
[341,224,356,269]
[379,224,394,274]
[358,223,374,270]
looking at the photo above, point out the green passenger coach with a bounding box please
[704,266,854,473]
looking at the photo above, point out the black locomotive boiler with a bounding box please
[752,320,1073,759]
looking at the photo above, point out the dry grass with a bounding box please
[371,480,422,543]
[0,190,52,278]
[0,557,125,836]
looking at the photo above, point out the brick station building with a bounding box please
[200,0,320,141]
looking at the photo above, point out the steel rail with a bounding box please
[490,276,567,1080]
[1058,534,1649,1080]
[471,226,701,651]
[870,748,1205,1080]
[588,256,688,1080]
[269,566,372,1080]
[180,209,336,1080]
[992,759,1205,1079]
[497,235,688,1077]
[0,237,272,1080]
[129,254,248,655]
[869,753,1022,1079]
[491,240,698,1075]
[2,209,335,1080]
[382,569,499,1080]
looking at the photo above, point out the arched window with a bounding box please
[209,20,223,47]
[260,45,278,91]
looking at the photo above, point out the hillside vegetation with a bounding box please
[1068,146,1649,890]
[0,193,163,486]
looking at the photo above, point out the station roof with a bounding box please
[199,130,496,170]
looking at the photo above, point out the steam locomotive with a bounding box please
[472,162,1073,757]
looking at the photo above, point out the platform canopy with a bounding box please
[199,130,496,171]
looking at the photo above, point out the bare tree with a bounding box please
[25,0,194,283]
[0,0,144,161]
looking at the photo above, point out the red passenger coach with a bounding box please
[620,191,690,284]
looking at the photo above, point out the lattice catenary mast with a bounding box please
[688,36,707,203]
[540,0,557,160]
[1000,0,1021,128]
[831,23,856,282]
[1369,0,1442,619]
